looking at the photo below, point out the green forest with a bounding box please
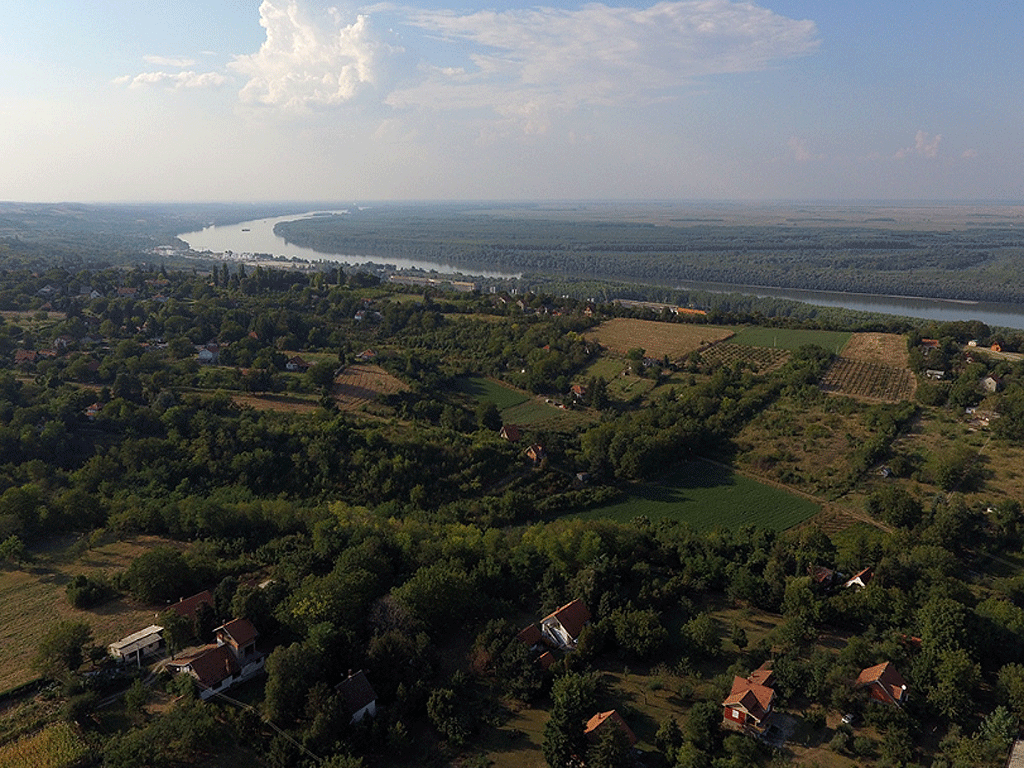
[2,206,1024,768]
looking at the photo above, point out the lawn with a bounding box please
[573,461,819,532]
[501,399,584,426]
[729,327,851,354]
[452,376,531,411]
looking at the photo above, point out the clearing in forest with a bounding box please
[0,535,183,693]
[333,364,410,411]
[584,318,733,359]
[573,461,819,532]
[451,376,531,411]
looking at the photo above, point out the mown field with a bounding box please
[584,318,733,359]
[573,461,819,531]
[730,327,851,353]
[334,364,410,411]
[0,536,178,693]
[451,376,531,410]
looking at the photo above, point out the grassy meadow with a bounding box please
[573,461,819,532]
[729,327,851,353]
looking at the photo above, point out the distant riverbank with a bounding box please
[180,212,1024,331]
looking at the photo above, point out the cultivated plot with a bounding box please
[583,318,733,359]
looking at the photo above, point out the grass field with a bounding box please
[573,461,819,531]
[451,376,531,411]
[501,399,574,425]
[0,535,180,692]
[584,318,733,359]
[730,327,851,353]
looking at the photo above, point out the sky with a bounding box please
[0,1,1020,203]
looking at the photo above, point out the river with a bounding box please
[180,212,1024,331]
[178,211,516,279]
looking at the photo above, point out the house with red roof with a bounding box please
[722,666,776,734]
[166,617,264,700]
[855,661,908,706]
[169,590,215,623]
[540,598,591,651]
[584,710,637,746]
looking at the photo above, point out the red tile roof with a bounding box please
[517,624,542,647]
[856,661,908,704]
[723,668,776,725]
[170,590,215,621]
[171,644,239,690]
[215,618,258,648]
[584,710,637,746]
[544,599,591,641]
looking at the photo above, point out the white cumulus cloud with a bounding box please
[228,0,389,110]
[114,71,228,89]
[142,55,197,68]
[896,130,941,159]
[387,0,818,118]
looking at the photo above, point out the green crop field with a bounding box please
[729,327,851,353]
[451,376,531,410]
[574,461,819,532]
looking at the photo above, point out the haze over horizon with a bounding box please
[2,1,1019,204]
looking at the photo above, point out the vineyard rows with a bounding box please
[695,343,792,374]
[820,358,916,402]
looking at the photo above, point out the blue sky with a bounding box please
[0,1,1019,202]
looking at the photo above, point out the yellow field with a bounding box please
[0,535,180,692]
[839,332,910,367]
[333,364,410,411]
[583,318,733,359]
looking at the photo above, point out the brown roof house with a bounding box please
[585,710,637,746]
[170,590,215,622]
[722,666,776,734]
[540,598,591,651]
[855,661,908,706]
[499,424,522,443]
[166,617,264,700]
[337,669,377,724]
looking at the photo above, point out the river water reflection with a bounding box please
[178,212,517,279]
[180,213,1024,331]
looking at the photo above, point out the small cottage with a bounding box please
[855,661,908,706]
[722,666,775,734]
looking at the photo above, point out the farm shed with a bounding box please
[109,625,165,665]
